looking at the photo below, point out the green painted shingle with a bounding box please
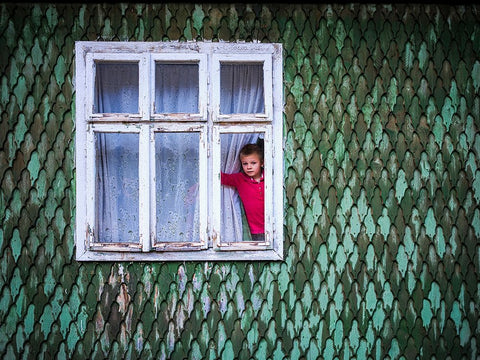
[1,3,480,359]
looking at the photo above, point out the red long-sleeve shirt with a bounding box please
[221,172,264,234]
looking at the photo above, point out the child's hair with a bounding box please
[239,143,264,162]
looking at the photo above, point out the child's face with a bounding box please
[240,153,263,180]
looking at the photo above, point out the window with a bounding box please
[75,42,283,261]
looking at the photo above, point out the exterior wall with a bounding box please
[0,3,479,359]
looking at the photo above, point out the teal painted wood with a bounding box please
[0,3,479,359]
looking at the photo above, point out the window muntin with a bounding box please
[75,42,283,261]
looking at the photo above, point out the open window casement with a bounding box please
[75,41,283,261]
[212,125,274,251]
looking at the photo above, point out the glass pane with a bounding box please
[220,63,264,114]
[95,133,139,243]
[220,133,265,242]
[155,63,199,113]
[94,63,139,113]
[155,132,200,242]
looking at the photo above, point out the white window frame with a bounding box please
[75,41,284,261]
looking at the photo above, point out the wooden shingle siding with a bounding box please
[0,3,479,359]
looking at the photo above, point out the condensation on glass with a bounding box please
[94,62,139,114]
[154,63,199,114]
[95,132,139,243]
[154,132,200,244]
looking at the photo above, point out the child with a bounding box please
[221,143,265,241]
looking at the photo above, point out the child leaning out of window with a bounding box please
[221,143,265,241]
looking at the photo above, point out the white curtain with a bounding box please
[95,62,263,243]
[95,63,139,243]
[155,63,198,113]
[155,132,199,243]
[220,64,264,114]
[95,63,139,114]
[95,133,139,243]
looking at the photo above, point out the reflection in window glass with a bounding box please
[94,63,139,113]
[155,132,200,242]
[95,133,139,243]
[155,63,199,114]
[220,132,265,242]
[220,64,264,114]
